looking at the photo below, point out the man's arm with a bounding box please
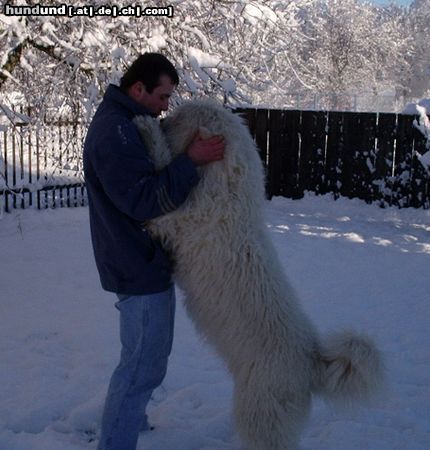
[89,119,224,222]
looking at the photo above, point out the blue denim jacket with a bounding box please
[83,84,199,294]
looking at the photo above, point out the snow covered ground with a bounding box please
[0,194,429,450]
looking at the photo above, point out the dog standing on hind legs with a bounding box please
[134,99,384,450]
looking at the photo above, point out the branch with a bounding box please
[0,39,28,87]
[0,37,93,88]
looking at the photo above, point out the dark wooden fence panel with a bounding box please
[349,113,377,202]
[393,115,415,207]
[375,113,396,207]
[299,111,327,196]
[255,109,269,166]
[235,107,430,209]
[325,111,344,198]
[236,108,257,139]
[282,110,301,199]
[1,107,429,214]
[267,109,285,198]
[338,112,356,199]
[410,122,430,208]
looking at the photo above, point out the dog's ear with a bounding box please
[199,126,213,139]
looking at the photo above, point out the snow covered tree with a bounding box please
[280,0,413,110]
[1,0,313,123]
[0,0,425,120]
[400,0,430,100]
[0,0,310,191]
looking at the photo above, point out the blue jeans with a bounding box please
[97,286,176,450]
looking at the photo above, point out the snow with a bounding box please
[220,79,236,94]
[1,194,429,449]
[413,104,430,170]
[181,26,210,51]
[147,26,167,52]
[188,47,222,69]
[241,2,278,26]
[418,150,430,169]
[82,30,107,48]
[188,51,210,84]
[83,83,100,123]
[110,47,126,60]
[413,105,430,149]
[0,104,30,131]
[182,70,202,93]
[20,56,34,74]
[402,98,430,115]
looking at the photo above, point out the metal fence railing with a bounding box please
[1,118,87,215]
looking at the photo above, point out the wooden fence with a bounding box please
[0,120,87,215]
[1,108,429,215]
[236,108,430,208]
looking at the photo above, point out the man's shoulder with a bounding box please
[85,109,150,161]
[93,97,130,124]
[89,103,139,140]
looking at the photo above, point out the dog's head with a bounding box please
[160,99,266,215]
[161,99,240,157]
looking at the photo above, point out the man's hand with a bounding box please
[186,133,225,166]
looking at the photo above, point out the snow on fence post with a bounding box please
[374,113,397,208]
[410,112,430,209]
[392,115,416,208]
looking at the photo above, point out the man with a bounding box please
[83,53,224,450]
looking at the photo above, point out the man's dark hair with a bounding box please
[120,53,179,93]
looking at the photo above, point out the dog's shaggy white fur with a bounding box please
[134,100,384,450]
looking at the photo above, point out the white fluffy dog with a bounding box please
[134,100,383,450]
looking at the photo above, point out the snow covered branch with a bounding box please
[0,0,427,119]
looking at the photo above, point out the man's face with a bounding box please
[134,74,175,117]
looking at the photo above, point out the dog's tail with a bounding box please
[313,331,384,406]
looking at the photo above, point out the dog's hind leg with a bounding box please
[232,375,310,450]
